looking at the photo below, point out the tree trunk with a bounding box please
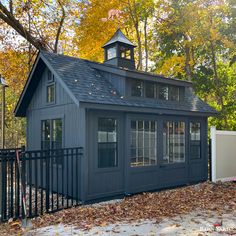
[127,0,143,70]
[144,16,148,71]
[54,0,66,53]
[135,25,143,70]
[9,0,13,14]
[183,34,192,81]
[184,44,192,81]
[210,41,218,80]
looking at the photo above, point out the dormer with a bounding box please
[102,29,136,70]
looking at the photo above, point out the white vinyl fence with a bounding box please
[211,126,236,182]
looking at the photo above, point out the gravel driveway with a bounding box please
[27,209,236,235]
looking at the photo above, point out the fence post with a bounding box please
[0,150,6,221]
[210,126,216,182]
[0,152,7,221]
[21,146,26,219]
[208,139,212,181]
[45,150,50,212]
[0,152,2,221]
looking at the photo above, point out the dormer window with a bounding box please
[107,46,116,60]
[120,46,131,59]
[130,79,183,102]
[145,81,155,98]
[131,80,143,97]
[159,84,169,100]
[169,86,180,101]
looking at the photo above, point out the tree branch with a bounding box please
[0,2,48,51]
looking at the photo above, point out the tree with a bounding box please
[0,49,29,147]
[72,0,122,62]
[0,0,78,53]
[123,0,155,71]
[73,0,155,70]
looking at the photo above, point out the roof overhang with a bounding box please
[14,52,45,117]
[80,101,218,117]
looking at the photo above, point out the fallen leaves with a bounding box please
[1,181,236,235]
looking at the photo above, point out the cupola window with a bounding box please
[120,46,131,59]
[107,46,116,60]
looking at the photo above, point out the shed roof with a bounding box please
[14,50,218,117]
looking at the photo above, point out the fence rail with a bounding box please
[0,147,83,222]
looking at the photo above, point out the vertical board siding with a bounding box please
[86,112,208,200]
[26,67,84,200]
[99,71,126,96]
[27,67,83,150]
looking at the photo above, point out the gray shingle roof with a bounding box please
[40,51,217,115]
[102,29,135,47]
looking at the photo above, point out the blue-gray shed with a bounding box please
[15,29,217,202]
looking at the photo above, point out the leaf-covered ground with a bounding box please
[1,181,236,235]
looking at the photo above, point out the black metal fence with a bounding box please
[0,147,83,222]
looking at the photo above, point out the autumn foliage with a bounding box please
[0,0,235,147]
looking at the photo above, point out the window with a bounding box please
[190,122,201,159]
[41,119,62,150]
[163,121,185,163]
[41,120,50,150]
[130,79,183,102]
[98,118,118,168]
[145,82,155,98]
[130,120,157,167]
[107,47,116,60]
[48,70,54,82]
[169,86,180,101]
[158,84,169,100]
[47,84,55,103]
[52,119,63,149]
[131,80,143,97]
[120,46,131,59]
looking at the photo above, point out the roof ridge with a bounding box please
[40,50,193,84]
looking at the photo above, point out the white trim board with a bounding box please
[216,176,236,182]
[216,130,236,136]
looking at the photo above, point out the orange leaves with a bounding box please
[0,182,235,235]
[25,182,236,232]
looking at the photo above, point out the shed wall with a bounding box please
[26,67,86,200]
[86,110,208,201]
[26,67,83,150]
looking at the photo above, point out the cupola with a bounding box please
[102,29,136,70]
